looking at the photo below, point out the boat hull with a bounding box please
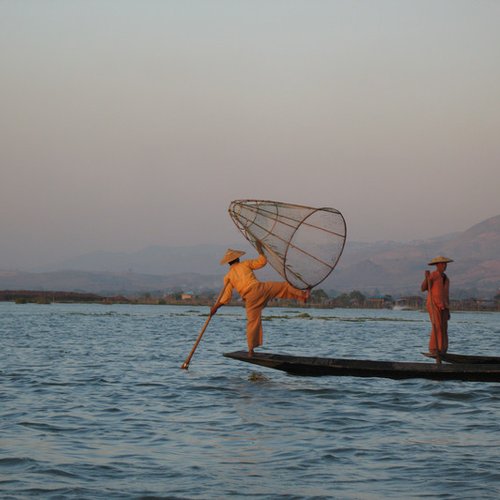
[224,351,500,382]
[422,352,500,364]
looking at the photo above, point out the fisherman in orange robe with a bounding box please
[421,256,453,357]
[211,241,310,356]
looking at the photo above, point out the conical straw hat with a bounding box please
[428,256,454,265]
[220,249,246,265]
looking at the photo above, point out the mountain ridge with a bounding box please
[1,215,499,297]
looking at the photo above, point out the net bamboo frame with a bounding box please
[228,199,347,289]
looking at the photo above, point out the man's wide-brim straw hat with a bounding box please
[428,256,454,266]
[220,249,246,265]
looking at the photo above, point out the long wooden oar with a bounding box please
[426,273,441,364]
[180,283,228,370]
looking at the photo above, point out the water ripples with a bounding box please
[1,303,500,498]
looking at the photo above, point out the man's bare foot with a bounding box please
[300,288,311,304]
[248,349,254,357]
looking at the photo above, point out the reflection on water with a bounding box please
[1,303,500,499]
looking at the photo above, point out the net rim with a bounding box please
[284,207,347,289]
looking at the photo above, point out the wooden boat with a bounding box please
[422,352,500,364]
[224,351,500,382]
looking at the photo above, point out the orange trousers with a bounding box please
[427,306,449,354]
[243,282,306,351]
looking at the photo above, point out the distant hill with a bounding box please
[37,244,235,275]
[323,215,500,296]
[1,215,499,297]
[0,269,222,295]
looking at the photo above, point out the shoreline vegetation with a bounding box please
[1,289,499,312]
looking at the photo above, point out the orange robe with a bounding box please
[220,254,306,351]
[422,270,450,354]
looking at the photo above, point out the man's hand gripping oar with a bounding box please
[180,283,228,370]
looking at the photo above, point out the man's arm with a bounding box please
[248,239,267,270]
[420,270,430,292]
[211,278,232,315]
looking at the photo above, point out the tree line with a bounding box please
[3,288,499,311]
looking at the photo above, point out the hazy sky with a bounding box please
[2,0,499,269]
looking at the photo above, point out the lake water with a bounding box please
[1,302,500,499]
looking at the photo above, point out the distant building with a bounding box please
[393,296,424,310]
[365,298,385,308]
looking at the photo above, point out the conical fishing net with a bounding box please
[228,199,347,289]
